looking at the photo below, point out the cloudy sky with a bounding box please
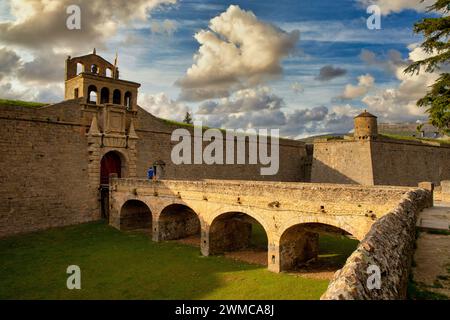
[0,0,442,138]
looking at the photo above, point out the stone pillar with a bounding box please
[152,215,160,242]
[109,89,113,104]
[127,120,139,178]
[268,241,281,273]
[108,183,120,230]
[200,228,210,256]
[418,181,434,207]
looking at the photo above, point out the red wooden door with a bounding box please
[100,152,121,185]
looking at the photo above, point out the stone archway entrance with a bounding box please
[100,151,123,219]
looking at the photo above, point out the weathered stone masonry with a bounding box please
[311,112,450,187]
[0,100,308,238]
[108,178,420,273]
[321,189,431,300]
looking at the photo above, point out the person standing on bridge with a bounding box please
[147,167,156,181]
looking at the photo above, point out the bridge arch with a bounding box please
[206,211,269,257]
[206,207,272,235]
[120,199,153,231]
[157,204,201,242]
[278,221,358,272]
[278,215,362,242]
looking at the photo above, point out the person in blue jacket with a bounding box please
[147,167,155,180]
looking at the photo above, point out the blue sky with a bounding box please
[114,0,425,104]
[0,0,440,137]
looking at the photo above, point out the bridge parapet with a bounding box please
[111,178,413,217]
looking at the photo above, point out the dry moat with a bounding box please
[0,221,358,300]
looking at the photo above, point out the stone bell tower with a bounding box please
[64,50,141,218]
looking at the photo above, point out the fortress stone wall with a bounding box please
[0,104,97,237]
[134,107,307,181]
[370,139,450,186]
[311,138,450,187]
[311,111,450,187]
[0,100,307,238]
[311,140,373,185]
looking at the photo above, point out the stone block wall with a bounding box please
[311,140,374,185]
[312,138,450,187]
[321,189,431,300]
[439,180,450,202]
[135,108,307,182]
[0,102,308,237]
[0,106,98,237]
[371,140,450,187]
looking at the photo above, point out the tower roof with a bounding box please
[354,110,377,119]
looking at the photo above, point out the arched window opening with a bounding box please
[76,63,84,75]
[113,89,121,105]
[100,87,110,104]
[106,68,112,77]
[91,64,99,74]
[124,91,132,109]
[87,85,98,104]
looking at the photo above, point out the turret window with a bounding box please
[88,85,98,104]
[100,87,110,104]
[76,63,84,75]
[124,91,132,109]
[113,89,121,105]
[91,64,99,74]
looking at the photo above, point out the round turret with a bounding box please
[354,111,378,140]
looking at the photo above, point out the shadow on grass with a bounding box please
[0,221,328,300]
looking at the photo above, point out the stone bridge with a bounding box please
[109,178,417,273]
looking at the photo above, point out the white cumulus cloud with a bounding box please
[138,92,190,122]
[340,74,375,99]
[362,45,440,122]
[358,0,435,15]
[176,5,300,101]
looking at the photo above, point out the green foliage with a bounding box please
[380,133,450,145]
[318,235,359,267]
[0,98,47,108]
[183,111,193,125]
[425,229,450,235]
[416,123,425,133]
[404,0,450,134]
[158,117,195,128]
[408,280,449,300]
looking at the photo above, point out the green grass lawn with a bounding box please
[0,222,358,300]
[0,98,48,108]
[380,133,450,145]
